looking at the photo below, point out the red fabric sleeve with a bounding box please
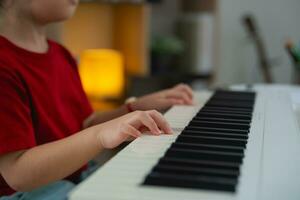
[0,66,36,156]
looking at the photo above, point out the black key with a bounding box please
[193,116,251,124]
[153,164,239,179]
[176,135,247,147]
[159,157,240,171]
[170,142,245,153]
[211,95,255,101]
[143,172,237,192]
[206,100,254,109]
[201,106,253,114]
[186,126,249,135]
[209,93,255,101]
[181,130,248,140]
[200,108,253,116]
[215,90,256,98]
[201,105,253,111]
[189,120,250,130]
[165,148,244,163]
[196,112,252,120]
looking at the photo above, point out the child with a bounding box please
[0,0,194,199]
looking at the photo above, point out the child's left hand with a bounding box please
[130,83,194,112]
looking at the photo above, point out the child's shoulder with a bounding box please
[47,39,73,57]
[47,39,77,64]
[0,41,19,71]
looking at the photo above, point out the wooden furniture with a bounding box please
[46,0,219,110]
[63,2,150,76]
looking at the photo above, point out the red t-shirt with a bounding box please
[0,36,93,196]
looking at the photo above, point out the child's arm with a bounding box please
[84,84,194,128]
[0,126,100,192]
[0,110,172,192]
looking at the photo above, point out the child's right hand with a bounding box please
[95,110,173,149]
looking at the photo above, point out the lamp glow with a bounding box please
[79,49,124,99]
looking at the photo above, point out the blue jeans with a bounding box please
[0,181,75,200]
[0,161,99,200]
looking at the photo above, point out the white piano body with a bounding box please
[70,85,300,200]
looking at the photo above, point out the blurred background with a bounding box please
[46,0,300,111]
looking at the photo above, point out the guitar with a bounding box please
[242,14,273,83]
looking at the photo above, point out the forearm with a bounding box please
[84,105,128,128]
[0,126,102,192]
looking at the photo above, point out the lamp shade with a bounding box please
[79,49,124,99]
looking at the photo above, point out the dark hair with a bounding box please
[0,0,5,10]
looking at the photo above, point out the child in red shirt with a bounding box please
[0,0,193,199]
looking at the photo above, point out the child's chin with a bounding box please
[57,8,77,20]
[41,11,76,24]
[58,12,76,21]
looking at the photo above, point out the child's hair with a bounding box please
[0,1,3,14]
[0,1,3,15]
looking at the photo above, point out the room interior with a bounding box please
[1,0,300,199]
[46,0,300,113]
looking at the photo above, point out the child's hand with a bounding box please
[131,83,194,112]
[95,110,172,149]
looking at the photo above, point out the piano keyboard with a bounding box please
[70,88,300,200]
[143,90,256,192]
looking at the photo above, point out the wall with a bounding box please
[63,3,114,54]
[62,2,149,76]
[216,0,300,86]
[150,0,181,36]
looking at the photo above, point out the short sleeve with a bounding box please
[56,43,94,119]
[0,67,36,156]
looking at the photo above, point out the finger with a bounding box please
[125,136,136,142]
[123,124,142,138]
[138,126,149,132]
[175,84,194,99]
[153,99,184,111]
[148,110,173,134]
[165,98,185,105]
[166,91,193,105]
[138,112,161,135]
[180,92,193,104]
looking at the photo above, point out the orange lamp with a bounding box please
[79,49,124,99]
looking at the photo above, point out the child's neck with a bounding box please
[0,13,49,53]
